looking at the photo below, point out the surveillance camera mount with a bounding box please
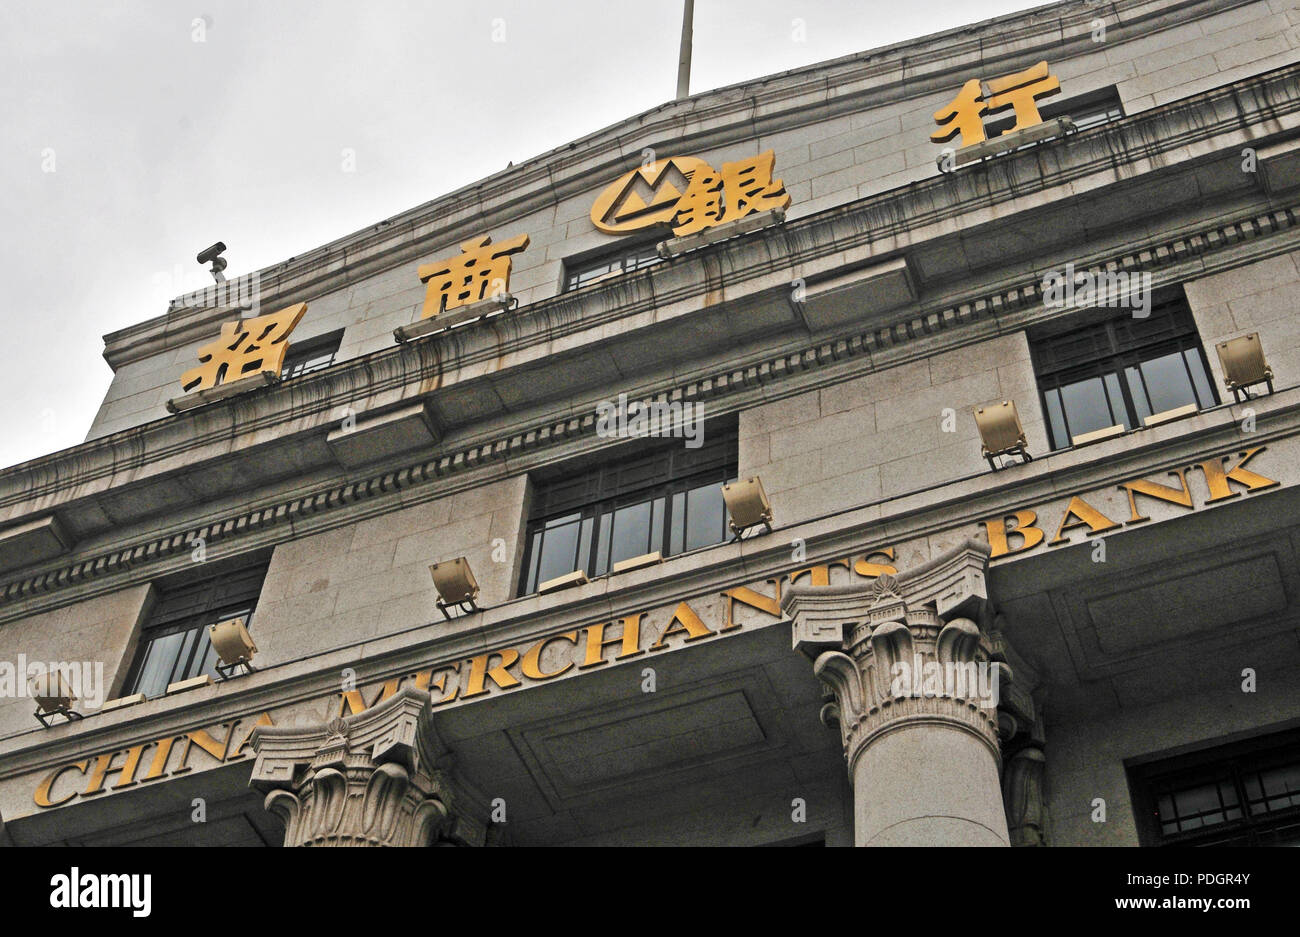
[197,242,229,284]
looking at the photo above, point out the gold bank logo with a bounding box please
[590,151,791,237]
[590,156,709,234]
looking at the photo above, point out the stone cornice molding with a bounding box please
[7,62,1297,543]
[0,399,1290,773]
[101,0,1255,369]
[17,62,1295,508]
[4,195,1300,613]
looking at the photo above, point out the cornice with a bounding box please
[100,0,1257,368]
[2,386,1296,771]
[5,192,1300,618]
[24,60,1300,527]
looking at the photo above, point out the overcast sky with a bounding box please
[0,0,1049,471]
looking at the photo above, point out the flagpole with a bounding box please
[676,0,694,99]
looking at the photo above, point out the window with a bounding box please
[519,423,737,595]
[280,330,342,380]
[563,240,662,292]
[124,561,267,698]
[984,86,1124,151]
[1031,294,1218,450]
[1129,728,1300,846]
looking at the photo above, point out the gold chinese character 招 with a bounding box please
[416,233,531,319]
[179,302,308,393]
[931,61,1061,149]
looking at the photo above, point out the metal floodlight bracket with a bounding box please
[985,446,1034,472]
[34,706,82,729]
[436,598,481,621]
[729,518,774,542]
[214,660,257,681]
[394,294,517,344]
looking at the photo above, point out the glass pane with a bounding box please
[525,529,543,593]
[1058,376,1115,441]
[577,517,594,575]
[173,629,198,682]
[1125,365,1152,424]
[1140,351,1198,415]
[535,517,582,585]
[1044,390,1068,450]
[650,497,665,556]
[685,483,726,551]
[1170,780,1237,831]
[610,501,652,567]
[191,629,221,681]
[1184,348,1216,408]
[1103,372,1130,429]
[594,513,612,577]
[132,631,185,698]
[1252,765,1300,814]
[670,492,686,556]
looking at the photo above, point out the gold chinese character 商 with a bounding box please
[931,61,1061,149]
[416,233,531,319]
[180,302,308,393]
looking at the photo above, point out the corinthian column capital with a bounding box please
[783,539,1013,846]
[786,540,1007,765]
[249,686,485,847]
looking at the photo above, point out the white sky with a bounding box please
[0,0,1051,470]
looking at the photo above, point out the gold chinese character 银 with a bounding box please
[671,151,791,237]
[416,233,530,319]
[180,302,308,393]
[931,61,1061,149]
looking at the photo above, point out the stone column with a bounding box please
[784,538,1012,847]
[249,685,487,847]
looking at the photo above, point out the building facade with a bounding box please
[2,0,1300,846]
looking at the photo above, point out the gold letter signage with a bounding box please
[590,151,791,237]
[180,302,308,392]
[32,547,897,810]
[982,447,1279,559]
[931,61,1061,150]
[416,233,530,319]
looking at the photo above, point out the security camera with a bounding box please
[196,242,226,265]
[196,241,228,283]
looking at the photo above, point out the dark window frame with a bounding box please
[1030,294,1219,450]
[280,330,343,380]
[123,562,267,698]
[562,237,664,292]
[983,86,1124,151]
[518,426,738,595]
[1129,727,1300,846]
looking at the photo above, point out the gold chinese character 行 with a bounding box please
[179,302,308,393]
[416,233,530,319]
[931,61,1061,149]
